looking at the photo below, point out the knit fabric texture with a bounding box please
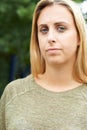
[0,75,87,130]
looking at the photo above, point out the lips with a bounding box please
[46,48,62,52]
[46,48,62,54]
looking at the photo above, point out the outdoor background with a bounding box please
[0,0,86,97]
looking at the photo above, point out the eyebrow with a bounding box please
[38,21,70,28]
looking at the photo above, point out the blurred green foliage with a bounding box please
[0,0,39,65]
[0,0,39,96]
[75,0,83,2]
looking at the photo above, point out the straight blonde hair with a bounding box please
[30,0,87,83]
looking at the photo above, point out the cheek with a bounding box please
[38,41,43,51]
[38,39,47,60]
[64,41,78,55]
[38,36,46,50]
[38,39,45,55]
[64,31,79,48]
[62,36,78,54]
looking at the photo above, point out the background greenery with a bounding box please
[0,0,84,97]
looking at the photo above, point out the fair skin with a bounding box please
[35,4,82,92]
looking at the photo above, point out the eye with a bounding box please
[56,26,66,32]
[39,27,48,34]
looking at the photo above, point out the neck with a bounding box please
[36,58,82,92]
[44,55,78,85]
[43,64,74,87]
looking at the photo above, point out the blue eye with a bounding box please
[57,26,66,32]
[40,27,48,34]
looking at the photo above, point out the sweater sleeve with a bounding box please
[0,76,30,130]
[0,88,7,130]
[0,80,21,130]
[0,79,22,130]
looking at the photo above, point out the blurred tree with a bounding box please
[0,0,39,67]
[74,0,83,2]
[0,0,39,96]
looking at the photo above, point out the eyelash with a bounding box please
[39,26,66,34]
[56,26,66,32]
[40,27,48,34]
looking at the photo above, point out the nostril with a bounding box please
[48,39,56,44]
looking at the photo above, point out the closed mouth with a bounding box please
[46,48,62,51]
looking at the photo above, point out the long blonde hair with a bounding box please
[30,0,87,83]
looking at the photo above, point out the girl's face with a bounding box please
[37,4,79,67]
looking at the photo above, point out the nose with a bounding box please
[48,29,56,44]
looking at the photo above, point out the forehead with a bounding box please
[37,4,74,25]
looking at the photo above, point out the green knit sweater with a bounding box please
[0,75,87,130]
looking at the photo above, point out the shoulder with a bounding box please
[5,74,34,92]
[0,74,35,106]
